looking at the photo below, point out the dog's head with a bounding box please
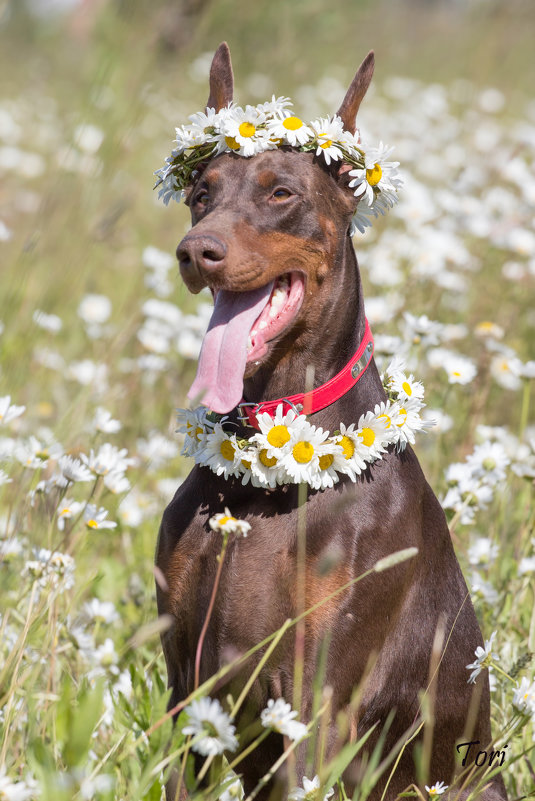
[176,43,375,413]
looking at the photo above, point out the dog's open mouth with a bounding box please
[246,273,304,363]
[187,272,305,414]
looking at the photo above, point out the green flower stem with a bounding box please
[229,618,292,719]
[293,479,308,719]
[242,702,328,801]
[143,548,417,742]
[227,729,270,773]
[194,531,229,691]
[380,719,425,801]
[489,660,516,685]
[519,378,531,439]
[0,580,38,764]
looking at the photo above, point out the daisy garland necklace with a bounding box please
[154,96,403,235]
[176,360,434,492]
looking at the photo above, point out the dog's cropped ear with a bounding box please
[206,42,234,112]
[336,50,374,134]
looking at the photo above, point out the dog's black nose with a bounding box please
[176,234,227,276]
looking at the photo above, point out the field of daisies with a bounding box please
[1,3,535,800]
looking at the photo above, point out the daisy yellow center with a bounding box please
[195,426,204,440]
[239,121,256,138]
[319,453,334,470]
[266,425,291,448]
[241,459,252,470]
[59,508,70,516]
[220,440,236,461]
[402,381,412,396]
[259,449,278,467]
[320,138,332,149]
[293,441,314,463]
[340,435,354,459]
[452,370,462,377]
[218,515,236,526]
[397,408,407,427]
[378,413,391,429]
[366,163,382,186]
[87,519,98,529]
[225,135,240,151]
[360,427,375,447]
[283,116,303,131]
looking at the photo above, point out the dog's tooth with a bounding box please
[259,321,268,330]
[247,336,252,350]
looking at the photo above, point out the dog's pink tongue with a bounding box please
[188,282,274,413]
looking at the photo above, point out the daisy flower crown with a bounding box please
[176,360,433,492]
[154,96,403,234]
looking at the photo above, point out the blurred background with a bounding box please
[1,4,534,797]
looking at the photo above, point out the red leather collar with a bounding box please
[238,318,374,429]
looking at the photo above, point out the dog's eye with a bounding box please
[195,190,210,207]
[271,188,292,201]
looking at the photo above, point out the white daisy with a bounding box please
[288,774,334,801]
[221,105,271,157]
[56,498,84,530]
[209,507,251,537]
[425,781,449,797]
[219,770,244,801]
[350,203,376,235]
[466,631,498,683]
[82,598,119,625]
[81,443,133,477]
[59,454,94,484]
[467,537,499,567]
[466,441,509,485]
[94,637,119,669]
[310,116,345,165]
[197,424,243,479]
[387,371,425,402]
[280,419,331,484]
[354,409,395,460]
[77,293,112,325]
[267,114,314,147]
[348,142,402,207]
[92,407,121,434]
[249,446,287,488]
[84,503,117,530]
[103,471,131,495]
[332,422,369,480]
[0,395,25,425]
[442,353,477,385]
[187,107,222,140]
[310,441,343,491]
[33,309,63,333]
[182,697,238,756]
[392,397,432,449]
[253,404,300,459]
[0,767,35,801]
[256,95,293,115]
[512,676,535,717]
[261,698,308,741]
[176,407,212,457]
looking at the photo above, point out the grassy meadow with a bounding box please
[1,1,534,798]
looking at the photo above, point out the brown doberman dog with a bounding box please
[156,43,507,801]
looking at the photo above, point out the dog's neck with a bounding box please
[242,235,386,427]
